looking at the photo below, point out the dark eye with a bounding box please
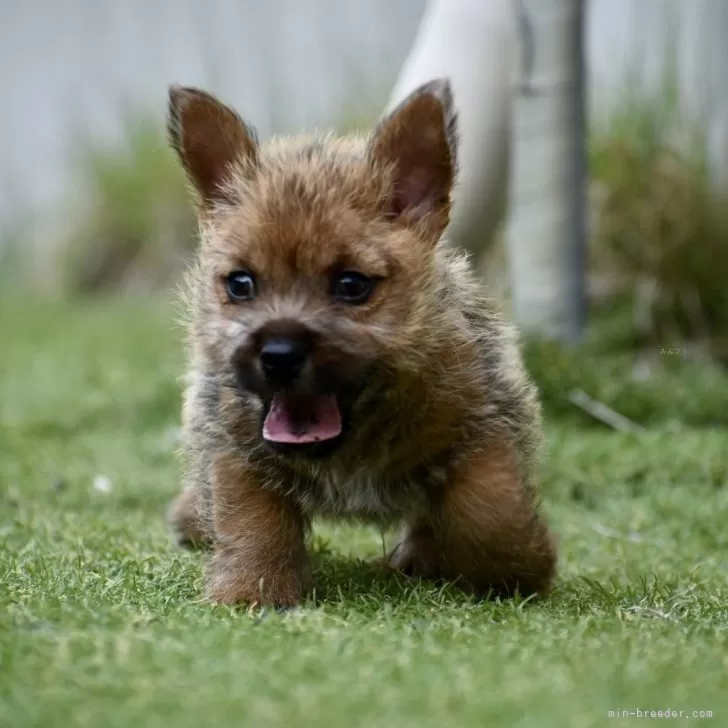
[226,271,256,302]
[332,271,375,304]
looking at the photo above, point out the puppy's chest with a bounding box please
[288,465,449,522]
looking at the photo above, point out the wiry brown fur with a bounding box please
[166,81,556,606]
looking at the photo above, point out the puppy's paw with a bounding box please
[166,486,211,550]
[388,530,443,580]
[206,552,311,608]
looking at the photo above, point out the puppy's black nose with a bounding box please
[259,336,309,384]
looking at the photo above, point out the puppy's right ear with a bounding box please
[368,79,458,244]
[167,86,258,209]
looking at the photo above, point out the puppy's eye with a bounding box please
[226,271,256,302]
[332,271,375,304]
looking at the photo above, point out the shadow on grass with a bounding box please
[307,552,552,613]
[310,552,417,605]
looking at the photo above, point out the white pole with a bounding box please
[387,0,516,262]
[506,0,587,342]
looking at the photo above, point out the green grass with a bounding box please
[2,296,727,728]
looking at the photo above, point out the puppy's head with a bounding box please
[169,80,458,459]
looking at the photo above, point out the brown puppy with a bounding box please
[166,79,556,606]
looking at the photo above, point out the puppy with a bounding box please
[166,79,556,606]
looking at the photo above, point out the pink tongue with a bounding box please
[263,393,342,444]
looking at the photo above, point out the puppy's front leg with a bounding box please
[391,443,556,598]
[207,453,311,607]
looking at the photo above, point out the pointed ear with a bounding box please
[368,79,458,240]
[167,85,258,209]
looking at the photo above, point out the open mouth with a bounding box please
[262,392,343,446]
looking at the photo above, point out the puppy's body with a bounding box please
[167,81,556,606]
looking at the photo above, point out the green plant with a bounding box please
[589,80,728,362]
[54,114,196,295]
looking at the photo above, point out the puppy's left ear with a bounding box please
[368,79,458,242]
[167,85,258,211]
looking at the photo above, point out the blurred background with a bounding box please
[4,5,728,721]
[1,0,727,391]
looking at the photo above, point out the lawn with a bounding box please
[1,296,727,728]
